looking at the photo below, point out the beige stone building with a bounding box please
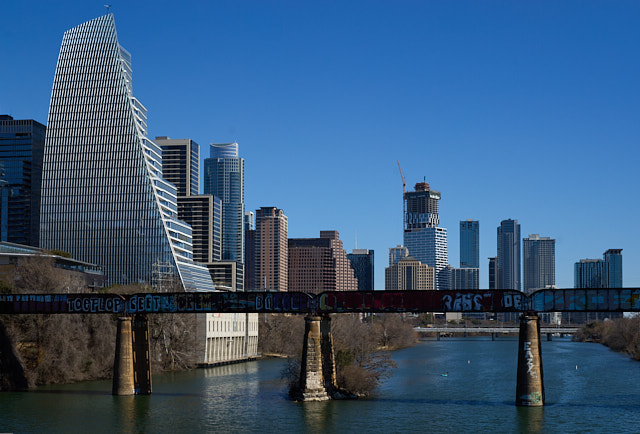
[385,255,434,290]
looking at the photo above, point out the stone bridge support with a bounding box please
[297,315,336,401]
[112,315,152,396]
[516,312,544,406]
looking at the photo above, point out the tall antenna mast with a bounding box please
[104,4,112,13]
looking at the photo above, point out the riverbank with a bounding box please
[574,316,640,360]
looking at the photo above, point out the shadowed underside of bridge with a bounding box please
[2,288,637,405]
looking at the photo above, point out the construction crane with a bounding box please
[397,160,406,232]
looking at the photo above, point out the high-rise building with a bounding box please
[460,220,479,268]
[522,234,555,294]
[255,207,288,291]
[403,181,448,289]
[347,249,375,291]
[488,257,497,289]
[604,249,623,288]
[204,142,244,290]
[177,195,222,263]
[385,256,434,291]
[572,249,623,323]
[156,137,199,197]
[575,249,623,289]
[244,212,255,291]
[496,219,521,291]
[389,245,409,266]
[443,265,480,290]
[288,230,358,294]
[0,115,45,247]
[39,14,214,292]
[574,259,606,288]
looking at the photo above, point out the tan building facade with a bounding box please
[288,230,358,293]
[385,256,434,290]
[255,207,288,291]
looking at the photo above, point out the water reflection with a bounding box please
[301,401,332,432]
[113,395,151,432]
[516,407,544,432]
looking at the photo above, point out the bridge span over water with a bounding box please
[1,288,638,407]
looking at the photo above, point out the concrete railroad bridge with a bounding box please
[2,287,639,407]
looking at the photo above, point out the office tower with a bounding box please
[156,137,199,197]
[204,142,244,289]
[288,230,358,294]
[385,256,434,291]
[488,257,497,289]
[244,212,255,291]
[255,207,288,291]
[403,182,448,289]
[604,249,623,288]
[389,245,409,266]
[572,249,623,323]
[0,115,45,246]
[522,234,555,294]
[496,219,521,291]
[460,220,479,268]
[347,249,375,291]
[575,249,623,289]
[177,195,222,263]
[574,259,606,288]
[443,265,480,290]
[39,14,214,292]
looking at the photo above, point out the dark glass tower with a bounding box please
[522,234,555,293]
[497,219,521,291]
[347,249,375,291]
[0,115,45,247]
[460,220,479,268]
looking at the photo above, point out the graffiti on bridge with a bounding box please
[0,292,313,315]
[1,288,639,315]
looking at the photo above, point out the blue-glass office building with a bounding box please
[0,116,45,247]
[460,220,479,268]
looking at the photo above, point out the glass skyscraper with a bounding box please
[40,14,214,292]
[0,115,45,247]
[459,219,479,268]
[522,234,555,294]
[204,143,244,264]
[496,219,521,291]
[403,182,448,290]
[347,249,375,291]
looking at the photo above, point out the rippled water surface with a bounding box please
[2,337,640,433]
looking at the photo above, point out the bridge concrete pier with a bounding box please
[516,313,544,407]
[296,315,336,401]
[112,315,152,396]
[113,317,135,395]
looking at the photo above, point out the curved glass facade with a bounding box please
[40,14,214,292]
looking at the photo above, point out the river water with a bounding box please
[2,337,640,433]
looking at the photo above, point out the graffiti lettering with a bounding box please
[442,293,486,311]
[524,341,537,378]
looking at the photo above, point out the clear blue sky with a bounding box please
[2,1,639,290]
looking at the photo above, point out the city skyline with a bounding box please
[2,2,639,289]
